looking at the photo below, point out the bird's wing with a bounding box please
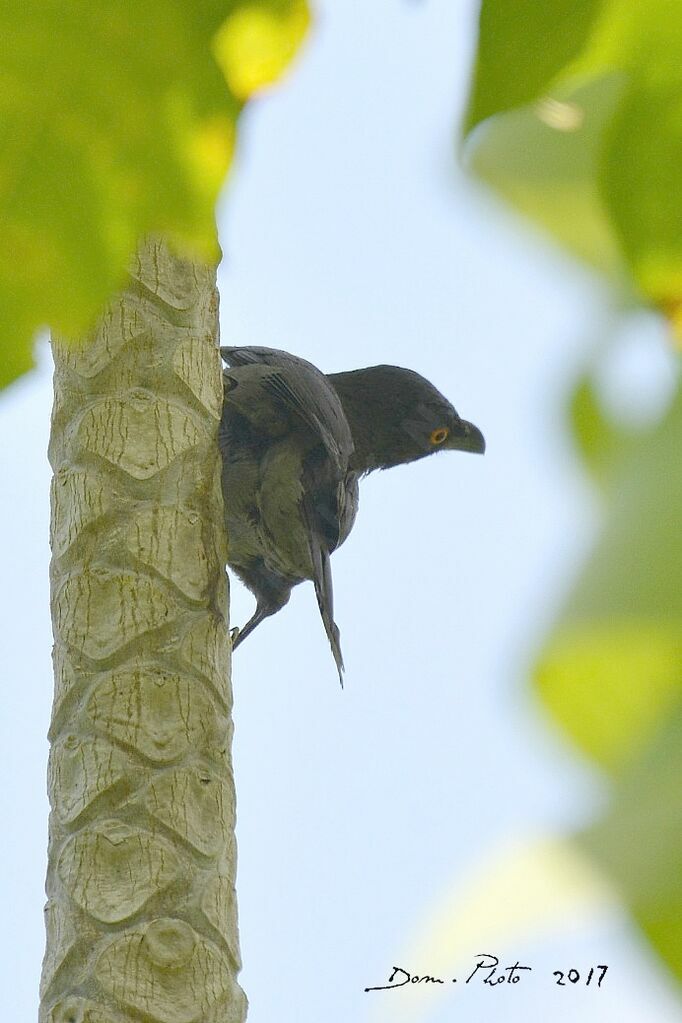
[221,346,354,468]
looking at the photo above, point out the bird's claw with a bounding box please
[229,626,240,646]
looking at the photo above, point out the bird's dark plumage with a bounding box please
[219,346,484,683]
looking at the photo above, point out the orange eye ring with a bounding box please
[430,427,449,445]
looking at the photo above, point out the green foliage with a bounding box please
[537,385,682,773]
[464,0,602,133]
[465,0,682,983]
[581,707,682,978]
[468,73,625,274]
[0,0,309,390]
[463,0,682,311]
[569,372,641,487]
[540,376,682,980]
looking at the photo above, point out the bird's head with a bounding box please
[394,377,485,464]
[328,365,485,473]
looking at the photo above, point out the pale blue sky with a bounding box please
[1,1,680,1021]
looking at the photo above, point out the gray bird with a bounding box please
[219,346,484,684]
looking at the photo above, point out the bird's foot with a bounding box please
[229,626,240,647]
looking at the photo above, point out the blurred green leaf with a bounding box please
[602,76,682,307]
[464,0,602,133]
[581,704,682,977]
[536,622,680,773]
[214,0,309,100]
[466,0,682,982]
[467,74,625,273]
[463,0,682,315]
[569,371,647,487]
[570,375,618,483]
[536,382,682,774]
[0,0,309,391]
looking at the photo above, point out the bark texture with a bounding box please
[42,237,246,1023]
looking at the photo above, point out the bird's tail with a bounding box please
[308,539,345,687]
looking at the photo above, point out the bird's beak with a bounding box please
[446,419,486,455]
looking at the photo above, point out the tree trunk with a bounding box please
[41,237,246,1023]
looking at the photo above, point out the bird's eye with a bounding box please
[430,427,449,445]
